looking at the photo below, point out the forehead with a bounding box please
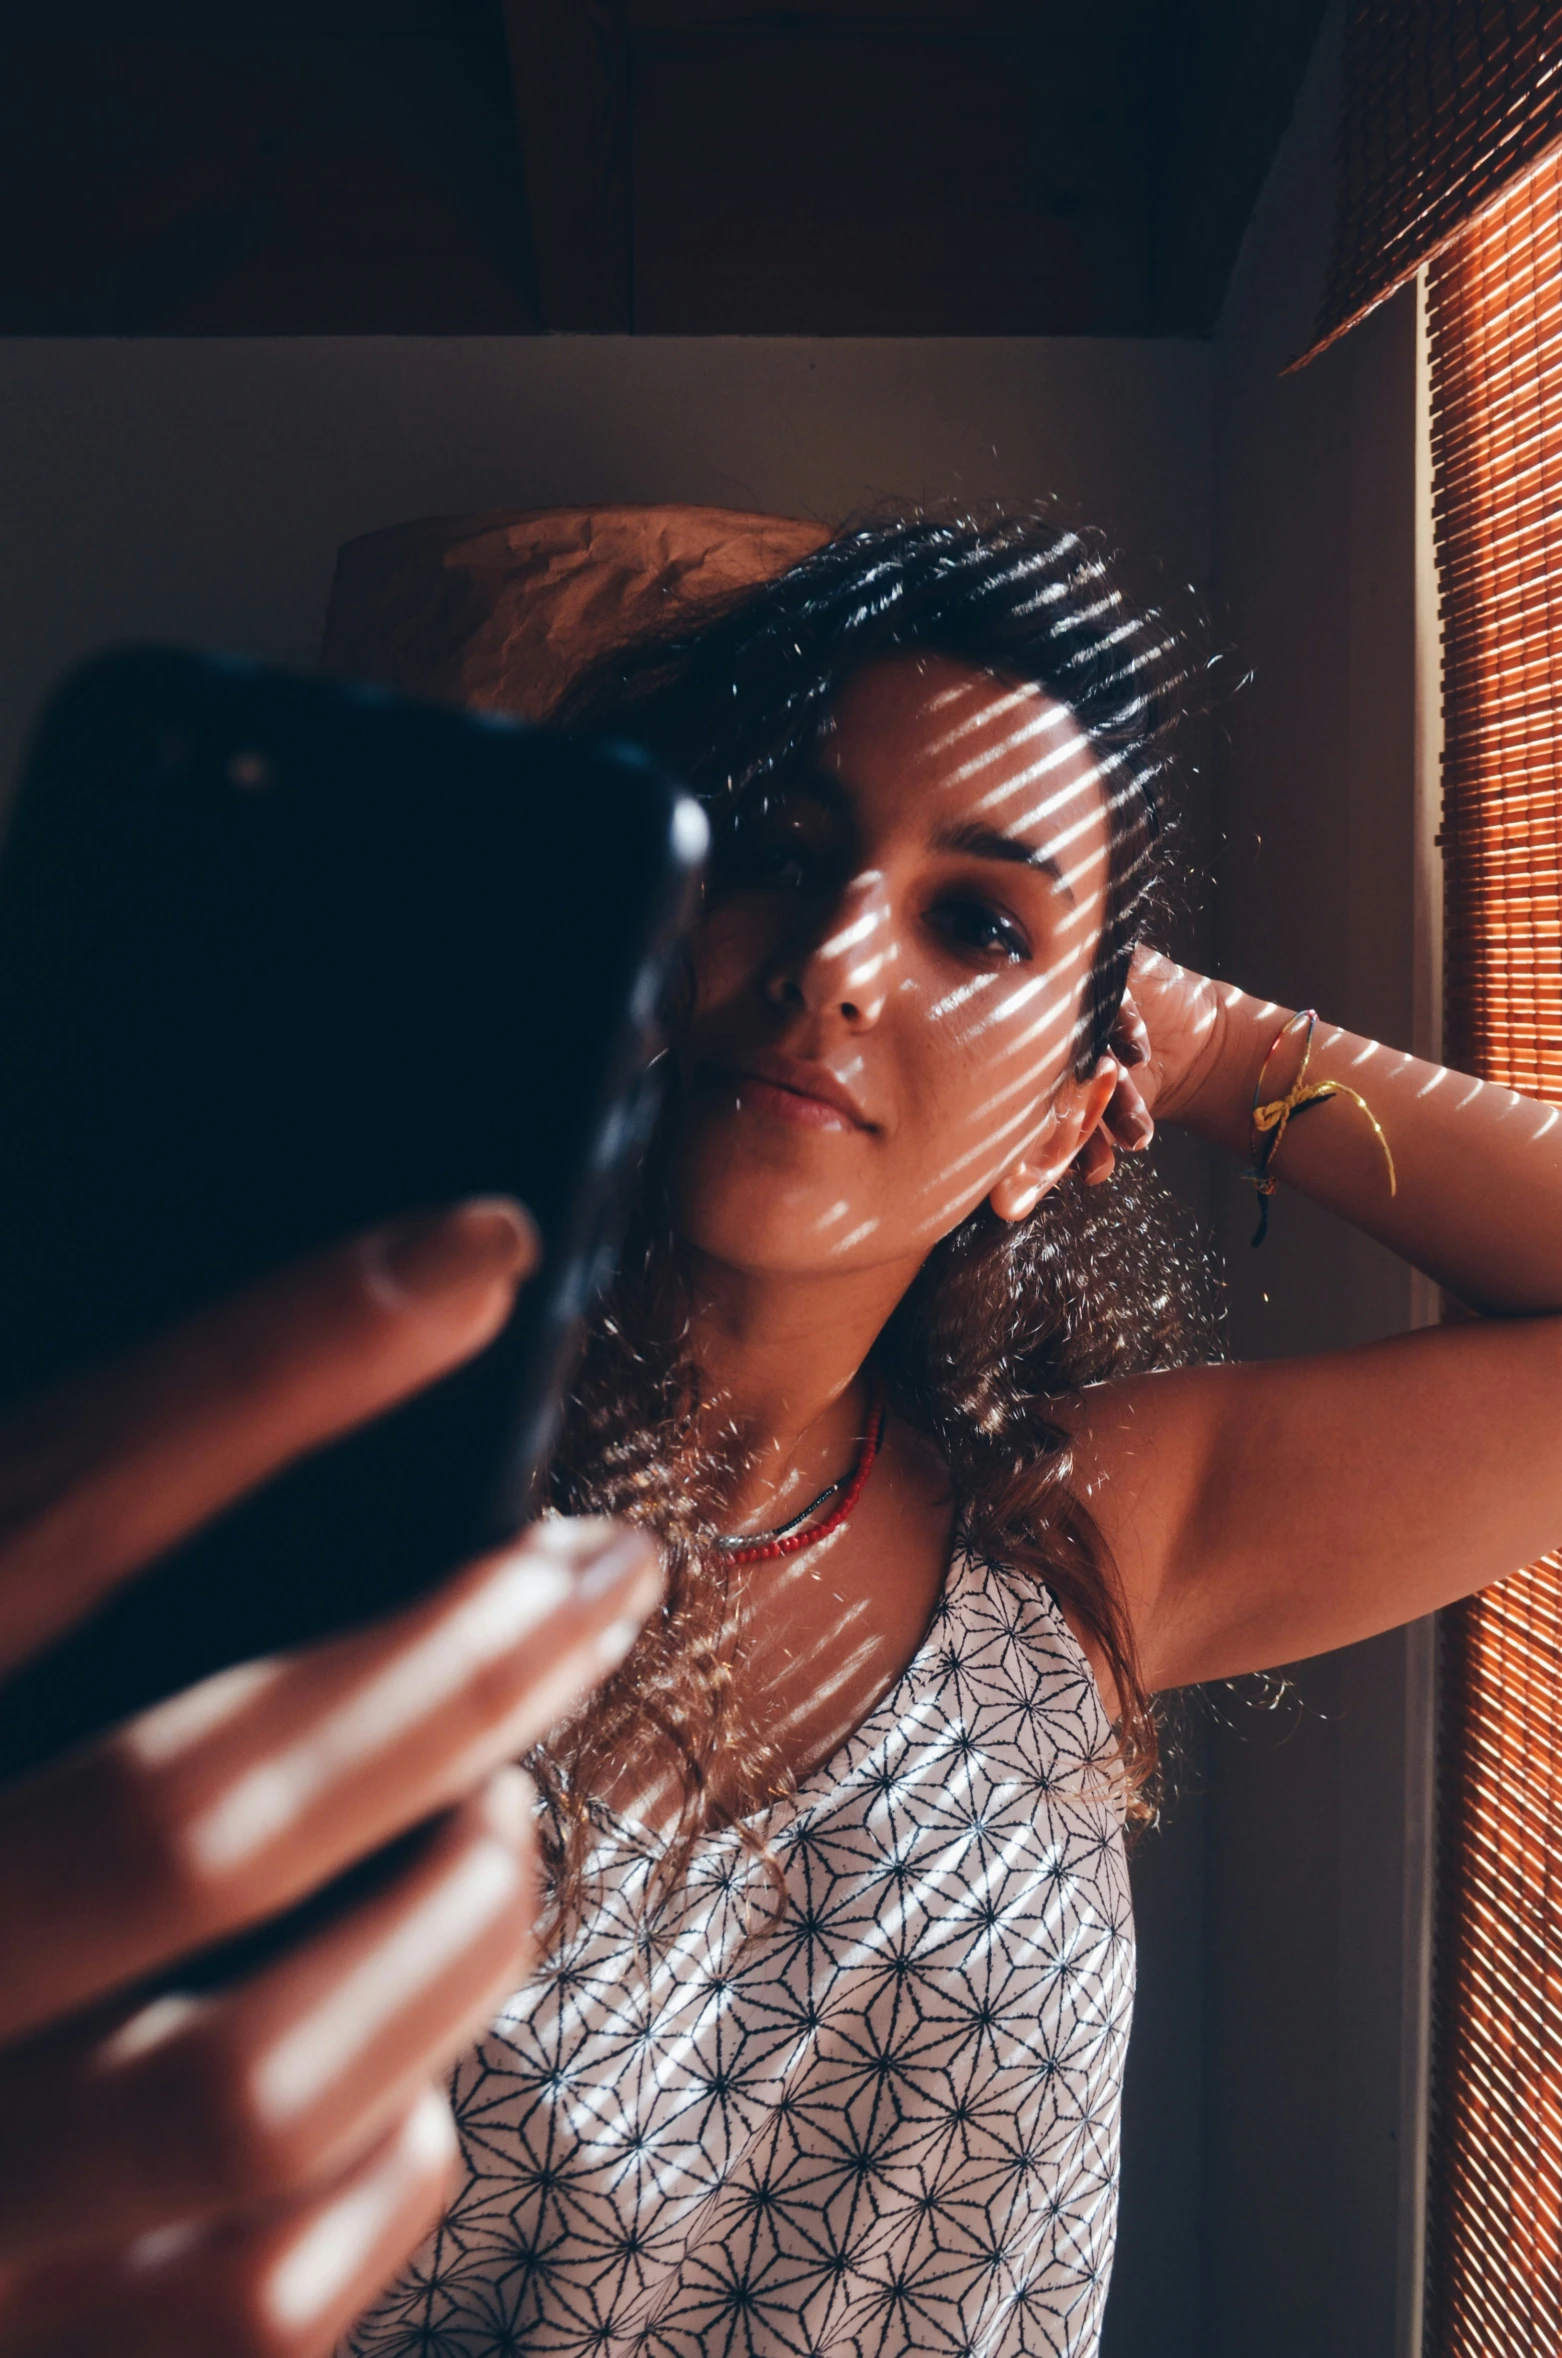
[821,654,1105,853]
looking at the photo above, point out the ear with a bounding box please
[988,1057,1121,1224]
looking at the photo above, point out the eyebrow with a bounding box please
[779,770,1077,907]
[779,768,853,821]
[930,818,1076,905]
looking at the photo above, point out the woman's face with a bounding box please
[668,653,1115,1281]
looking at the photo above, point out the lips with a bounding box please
[700,1055,875,1132]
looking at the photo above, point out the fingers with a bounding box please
[1074,1042,1154,1187]
[1110,994,1152,1070]
[0,2083,457,2358]
[1104,1070,1154,1155]
[0,1200,538,1678]
[1078,1089,1153,1185]
[1077,1127,1118,1186]
[0,1515,661,2042]
[0,1772,535,2266]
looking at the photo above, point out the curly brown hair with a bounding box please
[531,509,1219,1918]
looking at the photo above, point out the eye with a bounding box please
[928,896,1032,963]
[715,808,831,896]
[750,836,814,890]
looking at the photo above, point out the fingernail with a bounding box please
[457,1554,574,1660]
[263,2090,456,2332]
[577,1527,661,1601]
[123,2218,207,2278]
[365,1199,536,1307]
[595,1616,642,1671]
[527,1517,661,1603]
[479,1763,537,1844]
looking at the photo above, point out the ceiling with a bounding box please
[0,1,1328,336]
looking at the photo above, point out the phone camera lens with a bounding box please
[226,751,272,792]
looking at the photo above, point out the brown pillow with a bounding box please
[319,503,830,722]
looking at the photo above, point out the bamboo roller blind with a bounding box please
[1426,141,1562,2356]
[1301,0,1562,368]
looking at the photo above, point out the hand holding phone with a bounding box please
[0,649,704,1779]
[0,1205,662,2358]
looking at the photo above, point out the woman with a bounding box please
[328,511,1562,2358]
[4,504,1555,2358]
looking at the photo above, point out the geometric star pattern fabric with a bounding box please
[344,1548,1135,2358]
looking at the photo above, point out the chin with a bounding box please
[668,1131,878,1276]
[674,1189,866,1276]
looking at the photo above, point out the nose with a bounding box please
[764,871,893,1028]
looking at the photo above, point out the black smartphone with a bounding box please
[0,648,705,1783]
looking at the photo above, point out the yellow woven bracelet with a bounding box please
[1241,1007,1396,1245]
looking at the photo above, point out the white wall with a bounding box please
[0,326,1216,2355]
[0,336,1210,794]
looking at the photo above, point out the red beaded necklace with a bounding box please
[716,1381,887,1566]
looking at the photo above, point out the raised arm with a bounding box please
[1073,953,1562,1692]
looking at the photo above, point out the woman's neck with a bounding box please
[683,1246,918,1531]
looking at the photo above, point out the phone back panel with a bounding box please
[0,650,701,1780]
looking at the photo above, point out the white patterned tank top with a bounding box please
[345,1546,1135,2358]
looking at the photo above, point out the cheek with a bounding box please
[885,963,1088,1233]
[686,898,782,1016]
[687,910,736,1008]
[945,901,1102,1112]
[924,968,1075,1135]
